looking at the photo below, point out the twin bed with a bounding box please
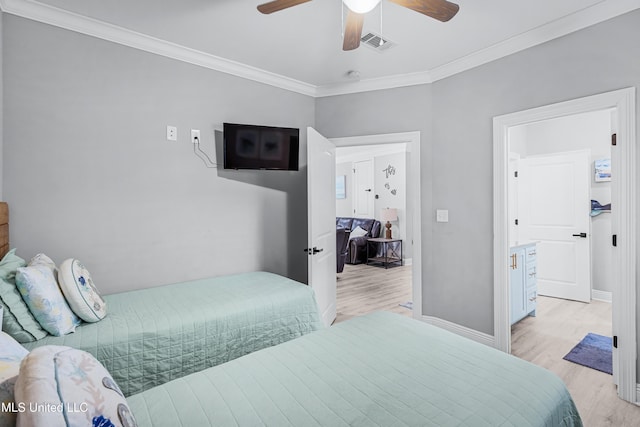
[20,271,323,396]
[129,312,581,426]
[0,202,583,426]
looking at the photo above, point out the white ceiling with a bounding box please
[7,0,640,94]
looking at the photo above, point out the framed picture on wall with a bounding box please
[336,175,346,199]
[595,158,611,182]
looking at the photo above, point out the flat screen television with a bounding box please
[223,123,299,171]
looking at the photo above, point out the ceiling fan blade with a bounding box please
[343,10,365,51]
[388,0,459,22]
[257,0,312,14]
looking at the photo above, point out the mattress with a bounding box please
[128,312,582,427]
[23,271,322,396]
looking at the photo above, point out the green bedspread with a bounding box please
[23,271,322,396]
[128,312,582,427]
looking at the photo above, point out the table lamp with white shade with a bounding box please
[380,208,398,239]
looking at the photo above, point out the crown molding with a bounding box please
[1,0,639,98]
[315,71,433,98]
[427,0,640,83]
[316,0,640,97]
[0,0,316,97]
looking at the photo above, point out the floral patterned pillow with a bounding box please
[15,254,80,336]
[15,346,138,427]
[0,331,29,427]
[0,249,48,343]
[58,259,107,323]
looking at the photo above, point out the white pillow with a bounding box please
[15,254,81,336]
[15,346,138,427]
[349,226,369,239]
[58,259,107,323]
[0,331,29,427]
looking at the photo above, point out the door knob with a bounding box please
[365,189,372,192]
[304,247,324,255]
[572,232,587,238]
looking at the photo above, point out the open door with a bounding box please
[307,127,337,327]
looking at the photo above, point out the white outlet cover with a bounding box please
[166,125,177,141]
[191,129,201,144]
[436,209,449,223]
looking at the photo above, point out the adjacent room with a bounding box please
[335,142,413,322]
[1,0,640,426]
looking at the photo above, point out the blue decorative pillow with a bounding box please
[15,254,80,336]
[59,259,107,323]
[0,331,29,427]
[0,249,48,343]
[14,346,138,427]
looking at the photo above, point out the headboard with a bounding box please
[0,202,8,259]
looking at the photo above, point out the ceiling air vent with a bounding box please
[361,32,395,52]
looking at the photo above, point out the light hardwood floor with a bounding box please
[335,265,640,426]
[512,295,640,426]
[335,263,412,324]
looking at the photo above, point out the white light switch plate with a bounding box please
[436,209,449,223]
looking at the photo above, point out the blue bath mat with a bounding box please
[563,333,612,375]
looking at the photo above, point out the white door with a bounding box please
[307,127,337,327]
[353,159,374,218]
[518,150,591,302]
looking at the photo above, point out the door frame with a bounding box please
[493,88,637,402]
[330,131,422,320]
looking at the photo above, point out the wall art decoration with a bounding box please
[594,158,611,182]
[336,175,346,199]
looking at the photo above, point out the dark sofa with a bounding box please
[336,227,351,273]
[336,217,382,265]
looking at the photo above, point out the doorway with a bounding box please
[330,132,422,321]
[493,88,637,403]
[334,142,411,322]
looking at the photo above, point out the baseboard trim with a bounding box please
[403,258,412,266]
[592,289,612,303]
[420,315,495,348]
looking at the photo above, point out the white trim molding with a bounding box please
[421,315,495,348]
[592,289,613,303]
[428,0,640,83]
[493,88,637,403]
[0,0,316,97]
[1,0,639,97]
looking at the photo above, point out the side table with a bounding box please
[366,238,403,269]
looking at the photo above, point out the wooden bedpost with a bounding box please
[0,202,9,259]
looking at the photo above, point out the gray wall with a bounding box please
[317,10,640,337]
[2,15,314,294]
[317,83,433,297]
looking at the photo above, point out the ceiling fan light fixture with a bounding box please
[343,0,382,14]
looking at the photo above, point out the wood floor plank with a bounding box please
[512,295,640,426]
[335,263,412,323]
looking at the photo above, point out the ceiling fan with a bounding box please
[257,0,460,51]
